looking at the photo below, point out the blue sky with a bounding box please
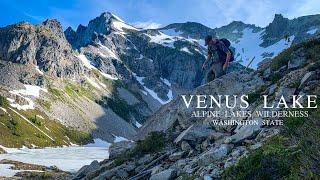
[1,0,319,30]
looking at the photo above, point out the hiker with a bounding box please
[201,35,234,81]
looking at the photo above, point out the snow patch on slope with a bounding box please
[232,28,294,68]
[307,28,318,35]
[97,42,119,60]
[135,121,142,128]
[85,76,102,90]
[112,20,137,33]
[133,73,172,104]
[77,54,118,80]
[77,54,96,70]
[146,32,176,48]
[160,28,183,36]
[9,85,47,110]
[180,47,193,54]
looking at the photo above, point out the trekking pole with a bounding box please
[245,56,255,71]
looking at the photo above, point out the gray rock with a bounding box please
[267,84,277,95]
[0,147,6,154]
[230,119,262,143]
[117,87,140,105]
[115,168,129,179]
[197,144,232,166]
[150,168,177,180]
[109,141,135,159]
[137,154,154,165]
[288,48,306,69]
[169,151,185,161]
[174,124,214,145]
[208,132,230,141]
[299,71,316,88]
[181,141,192,151]
[263,68,272,79]
[73,160,100,179]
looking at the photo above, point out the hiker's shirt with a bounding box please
[207,41,229,63]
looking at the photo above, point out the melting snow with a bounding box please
[307,28,318,35]
[232,28,294,68]
[160,28,183,36]
[84,138,111,147]
[10,85,47,98]
[113,135,130,143]
[100,72,118,80]
[180,47,193,54]
[135,121,142,128]
[232,29,239,33]
[9,85,47,110]
[35,66,44,75]
[77,54,117,80]
[97,43,119,60]
[145,32,176,48]
[85,76,102,90]
[133,73,173,104]
[137,54,144,60]
[112,21,137,33]
[77,54,96,70]
[0,140,110,174]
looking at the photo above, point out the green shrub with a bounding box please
[223,105,320,179]
[223,136,295,180]
[30,116,42,126]
[0,95,9,107]
[65,129,93,145]
[113,132,166,166]
[270,72,282,84]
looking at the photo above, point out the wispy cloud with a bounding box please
[23,12,45,22]
[132,21,162,29]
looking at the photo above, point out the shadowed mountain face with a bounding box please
[0,12,320,147]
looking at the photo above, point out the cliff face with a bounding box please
[0,20,82,78]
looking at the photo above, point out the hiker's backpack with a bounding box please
[219,38,234,62]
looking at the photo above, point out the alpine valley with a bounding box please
[0,12,319,179]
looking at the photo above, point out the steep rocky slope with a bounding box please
[74,35,320,179]
[0,17,137,145]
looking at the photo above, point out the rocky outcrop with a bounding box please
[0,20,83,78]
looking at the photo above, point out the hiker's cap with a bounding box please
[205,35,213,46]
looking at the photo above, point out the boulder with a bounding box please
[299,71,317,88]
[73,160,100,179]
[230,119,262,144]
[174,125,214,145]
[263,68,272,79]
[109,141,135,159]
[169,151,185,161]
[181,141,192,151]
[267,84,277,95]
[0,147,6,154]
[197,144,232,166]
[150,168,177,180]
[288,48,306,69]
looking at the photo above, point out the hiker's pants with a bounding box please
[207,61,226,82]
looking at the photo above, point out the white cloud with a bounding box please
[132,21,162,29]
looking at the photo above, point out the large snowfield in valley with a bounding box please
[0,139,111,177]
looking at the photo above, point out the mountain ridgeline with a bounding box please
[0,12,319,148]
